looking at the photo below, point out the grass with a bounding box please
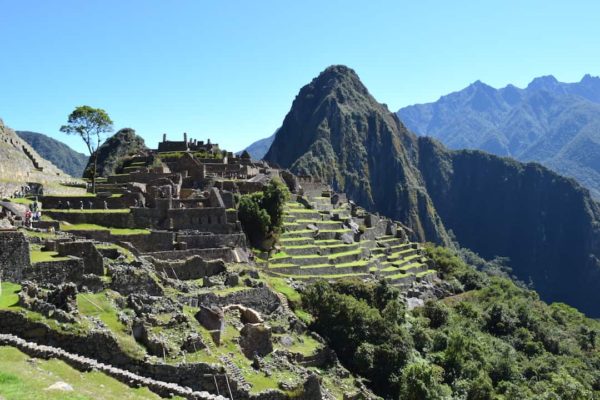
[0,346,170,400]
[30,248,70,263]
[319,229,352,234]
[327,249,362,260]
[270,251,289,259]
[268,263,297,268]
[76,291,146,360]
[280,244,318,250]
[271,271,369,280]
[6,198,33,205]
[60,223,150,235]
[18,228,57,240]
[0,282,21,309]
[264,276,301,304]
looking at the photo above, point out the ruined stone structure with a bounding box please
[0,230,30,281]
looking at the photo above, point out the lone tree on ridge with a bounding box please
[60,106,113,193]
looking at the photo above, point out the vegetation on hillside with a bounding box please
[302,246,600,399]
[238,178,290,248]
[84,128,148,179]
[16,131,88,177]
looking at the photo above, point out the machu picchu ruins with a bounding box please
[0,130,442,399]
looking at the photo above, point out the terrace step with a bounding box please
[398,262,428,274]
[289,254,329,266]
[280,245,321,256]
[387,272,417,286]
[315,229,352,240]
[387,248,419,262]
[281,229,316,239]
[327,249,363,264]
[318,242,359,255]
[278,237,315,246]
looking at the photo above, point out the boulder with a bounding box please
[240,323,273,358]
[340,233,354,244]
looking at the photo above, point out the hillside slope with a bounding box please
[16,131,88,177]
[398,74,600,198]
[0,119,73,197]
[265,65,600,316]
[85,128,148,178]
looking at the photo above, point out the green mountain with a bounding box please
[398,75,600,198]
[264,65,600,316]
[16,130,89,177]
[85,128,148,178]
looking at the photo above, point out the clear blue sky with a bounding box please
[1,0,599,154]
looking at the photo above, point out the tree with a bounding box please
[60,106,113,193]
[238,193,271,247]
[261,178,290,230]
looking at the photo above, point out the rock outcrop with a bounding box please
[84,128,148,178]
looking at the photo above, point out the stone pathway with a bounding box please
[0,333,228,400]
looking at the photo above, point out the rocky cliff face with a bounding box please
[264,65,449,244]
[265,65,600,316]
[0,119,72,197]
[85,128,148,178]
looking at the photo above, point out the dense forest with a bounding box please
[302,245,600,399]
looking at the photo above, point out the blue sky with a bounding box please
[1,0,599,154]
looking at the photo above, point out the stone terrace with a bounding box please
[263,191,436,289]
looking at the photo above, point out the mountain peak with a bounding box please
[581,73,600,83]
[527,75,559,90]
[308,65,368,97]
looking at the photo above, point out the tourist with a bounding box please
[24,209,32,228]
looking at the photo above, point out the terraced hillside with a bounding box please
[265,194,436,288]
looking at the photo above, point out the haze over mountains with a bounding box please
[398,74,600,197]
[264,65,600,316]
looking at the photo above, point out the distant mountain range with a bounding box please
[398,74,600,198]
[16,131,88,177]
[264,65,600,316]
[239,131,276,160]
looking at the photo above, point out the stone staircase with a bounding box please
[264,197,437,288]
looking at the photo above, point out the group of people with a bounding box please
[24,199,42,227]
[57,200,109,210]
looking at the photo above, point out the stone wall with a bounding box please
[24,258,84,285]
[147,255,226,280]
[177,232,246,250]
[115,231,175,253]
[47,210,134,228]
[0,334,225,400]
[0,311,236,396]
[41,194,136,209]
[0,231,30,281]
[57,241,104,275]
[198,287,282,315]
[144,248,235,262]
